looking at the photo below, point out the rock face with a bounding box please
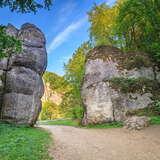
[0,23,47,126]
[124,116,150,130]
[82,46,160,125]
[42,82,62,106]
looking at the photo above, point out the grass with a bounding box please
[0,122,52,160]
[85,122,123,129]
[38,119,123,129]
[39,116,160,129]
[38,119,79,127]
[150,116,160,125]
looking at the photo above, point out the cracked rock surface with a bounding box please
[82,46,159,125]
[0,23,47,126]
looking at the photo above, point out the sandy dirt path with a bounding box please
[40,125,160,160]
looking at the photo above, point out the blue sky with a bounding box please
[0,0,116,75]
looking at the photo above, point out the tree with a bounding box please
[43,71,70,93]
[40,100,63,120]
[0,0,53,13]
[63,42,92,119]
[88,1,122,46]
[116,0,160,61]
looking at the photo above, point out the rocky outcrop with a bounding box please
[0,23,47,126]
[124,116,150,130]
[42,82,62,105]
[82,46,160,125]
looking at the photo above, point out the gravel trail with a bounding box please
[40,125,160,160]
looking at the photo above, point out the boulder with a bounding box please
[82,46,160,125]
[124,116,150,130]
[0,23,47,126]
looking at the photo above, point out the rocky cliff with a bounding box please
[0,23,47,126]
[82,46,160,125]
[42,82,62,106]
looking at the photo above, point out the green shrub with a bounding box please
[150,116,160,125]
[72,105,84,119]
[40,101,64,120]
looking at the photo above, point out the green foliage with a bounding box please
[0,25,22,59]
[85,121,123,129]
[42,72,72,120]
[88,3,118,46]
[116,0,160,61]
[62,42,92,119]
[0,0,53,13]
[150,116,160,125]
[109,77,159,94]
[38,119,123,129]
[40,100,63,120]
[88,0,160,62]
[43,71,70,93]
[38,119,80,127]
[0,123,52,160]
[72,105,84,119]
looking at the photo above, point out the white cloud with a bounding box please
[106,0,116,6]
[47,18,86,54]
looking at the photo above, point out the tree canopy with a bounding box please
[0,0,53,13]
[43,71,70,93]
[116,0,160,61]
[61,42,91,119]
[88,0,160,62]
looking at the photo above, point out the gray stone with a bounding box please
[82,82,114,124]
[124,116,150,130]
[6,24,18,37]
[5,67,44,97]
[0,23,47,126]
[82,46,159,125]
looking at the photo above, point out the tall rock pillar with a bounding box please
[0,23,47,126]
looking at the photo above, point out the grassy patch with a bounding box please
[38,119,80,127]
[0,123,52,160]
[39,119,123,129]
[84,121,123,129]
[150,116,160,125]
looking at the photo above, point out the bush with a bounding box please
[40,101,63,120]
[72,105,84,119]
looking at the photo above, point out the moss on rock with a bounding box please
[86,45,155,70]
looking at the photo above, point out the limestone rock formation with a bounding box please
[42,82,62,106]
[0,23,47,126]
[124,116,150,130]
[82,46,160,125]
